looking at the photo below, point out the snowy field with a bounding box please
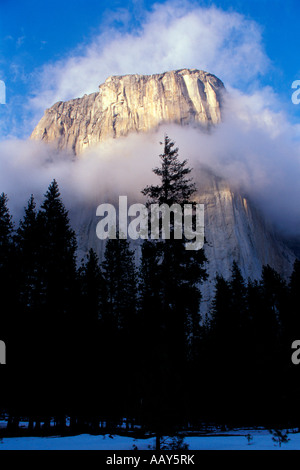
[1,428,300,450]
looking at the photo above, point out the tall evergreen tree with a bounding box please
[0,193,15,337]
[101,234,138,420]
[37,179,77,319]
[254,265,287,421]
[0,193,13,256]
[29,180,78,422]
[141,136,206,357]
[211,262,250,349]
[69,248,106,429]
[142,135,196,206]
[139,135,207,436]
[259,264,286,343]
[12,193,44,415]
[208,263,257,423]
[287,259,300,424]
[287,259,300,333]
[79,248,105,325]
[0,192,15,423]
[15,195,41,316]
[230,262,247,317]
[101,234,137,332]
[210,273,232,338]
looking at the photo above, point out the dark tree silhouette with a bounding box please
[102,234,137,332]
[38,179,77,319]
[15,195,41,317]
[21,180,78,426]
[0,193,14,333]
[142,135,196,206]
[101,234,138,423]
[79,248,105,324]
[139,135,207,445]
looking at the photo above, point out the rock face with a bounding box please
[193,172,295,310]
[30,68,296,311]
[30,69,224,154]
[70,169,295,314]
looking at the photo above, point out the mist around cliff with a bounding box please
[1,84,300,238]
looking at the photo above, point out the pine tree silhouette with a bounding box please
[0,193,14,333]
[38,179,77,318]
[79,248,105,324]
[101,233,137,422]
[0,194,16,421]
[139,135,207,443]
[142,135,196,206]
[32,180,78,424]
[102,234,137,332]
[15,195,41,316]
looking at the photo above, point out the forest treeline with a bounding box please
[0,136,300,435]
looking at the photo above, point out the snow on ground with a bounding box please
[1,429,300,450]
[0,433,154,450]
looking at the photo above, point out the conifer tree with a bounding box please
[0,193,13,256]
[287,259,300,332]
[15,195,41,315]
[37,179,77,319]
[140,135,206,362]
[209,264,254,422]
[139,135,207,435]
[100,234,137,419]
[210,273,232,338]
[70,248,106,427]
[209,273,232,388]
[142,135,196,206]
[211,262,248,346]
[260,264,286,342]
[230,262,247,314]
[31,180,78,421]
[0,193,15,335]
[79,248,105,325]
[101,234,137,332]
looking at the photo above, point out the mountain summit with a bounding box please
[30,69,224,154]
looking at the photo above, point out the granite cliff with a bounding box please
[31,69,223,154]
[30,69,295,309]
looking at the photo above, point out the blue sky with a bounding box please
[0,0,300,139]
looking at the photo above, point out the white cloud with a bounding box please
[29,1,269,121]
